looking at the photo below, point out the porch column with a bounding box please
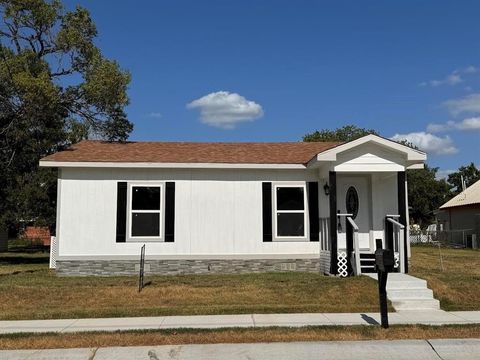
[329,171,338,275]
[397,171,408,273]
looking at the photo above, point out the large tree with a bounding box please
[407,166,450,227]
[0,0,132,229]
[447,162,480,195]
[303,124,378,142]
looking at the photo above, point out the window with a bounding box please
[274,185,307,239]
[129,184,162,239]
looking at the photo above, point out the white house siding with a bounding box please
[371,172,398,247]
[57,167,323,260]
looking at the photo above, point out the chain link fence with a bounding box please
[410,228,478,248]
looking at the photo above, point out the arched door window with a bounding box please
[345,186,359,219]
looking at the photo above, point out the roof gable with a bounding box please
[313,134,426,162]
[440,179,480,209]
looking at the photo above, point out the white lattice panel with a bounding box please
[337,251,348,277]
[49,236,57,269]
[394,252,400,269]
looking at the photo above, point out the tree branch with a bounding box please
[5,22,21,53]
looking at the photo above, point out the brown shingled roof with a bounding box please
[41,140,342,165]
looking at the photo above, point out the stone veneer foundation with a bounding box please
[56,258,321,276]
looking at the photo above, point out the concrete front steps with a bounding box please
[366,273,440,311]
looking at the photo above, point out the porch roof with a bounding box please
[308,134,427,172]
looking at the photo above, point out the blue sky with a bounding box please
[66,0,479,176]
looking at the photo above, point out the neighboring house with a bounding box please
[39,135,426,277]
[436,179,480,247]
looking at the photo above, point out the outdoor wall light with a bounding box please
[323,183,330,196]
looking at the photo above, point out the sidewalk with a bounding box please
[2,339,480,359]
[1,311,479,334]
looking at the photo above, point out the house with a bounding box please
[436,179,480,248]
[39,134,426,276]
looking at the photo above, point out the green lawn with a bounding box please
[0,252,382,320]
[410,245,480,311]
[1,245,476,320]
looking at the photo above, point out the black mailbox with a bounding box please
[375,248,395,273]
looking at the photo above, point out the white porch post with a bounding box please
[399,226,405,273]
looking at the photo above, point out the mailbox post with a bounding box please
[374,239,395,329]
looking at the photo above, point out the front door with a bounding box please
[337,175,372,250]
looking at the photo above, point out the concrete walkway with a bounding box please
[1,311,480,334]
[367,273,441,311]
[1,339,480,359]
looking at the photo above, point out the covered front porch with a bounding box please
[309,135,426,277]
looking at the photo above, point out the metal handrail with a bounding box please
[386,216,405,273]
[386,217,405,229]
[346,216,361,276]
[346,217,359,231]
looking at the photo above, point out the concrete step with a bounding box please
[392,299,440,311]
[387,285,429,292]
[386,280,428,290]
[388,288,434,300]
[366,273,440,311]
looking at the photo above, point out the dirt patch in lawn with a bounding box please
[0,325,479,350]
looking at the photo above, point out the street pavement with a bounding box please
[1,339,480,359]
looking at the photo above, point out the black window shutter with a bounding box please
[308,182,319,241]
[116,182,127,242]
[165,182,175,242]
[262,182,273,242]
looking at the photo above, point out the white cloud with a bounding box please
[187,91,264,129]
[464,65,478,74]
[444,94,480,116]
[147,112,162,118]
[427,117,480,132]
[390,132,458,155]
[426,122,451,133]
[420,66,477,87]
[421,73,462,87]
[456,117,480,130]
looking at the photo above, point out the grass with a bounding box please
[0,252,49,275]
[410,245,480,311]
[0,325,479,350]
[0,252,383,320]
[0,246,478,321]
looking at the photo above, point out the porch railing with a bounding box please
[385,215,405,273]
[319,217,330,251]
[346,216,361,276]
[337,213,361,276]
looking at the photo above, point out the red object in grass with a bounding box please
[23,226,51,246]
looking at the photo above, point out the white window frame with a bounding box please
[273,183,309,241]
[127,182,164,242]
